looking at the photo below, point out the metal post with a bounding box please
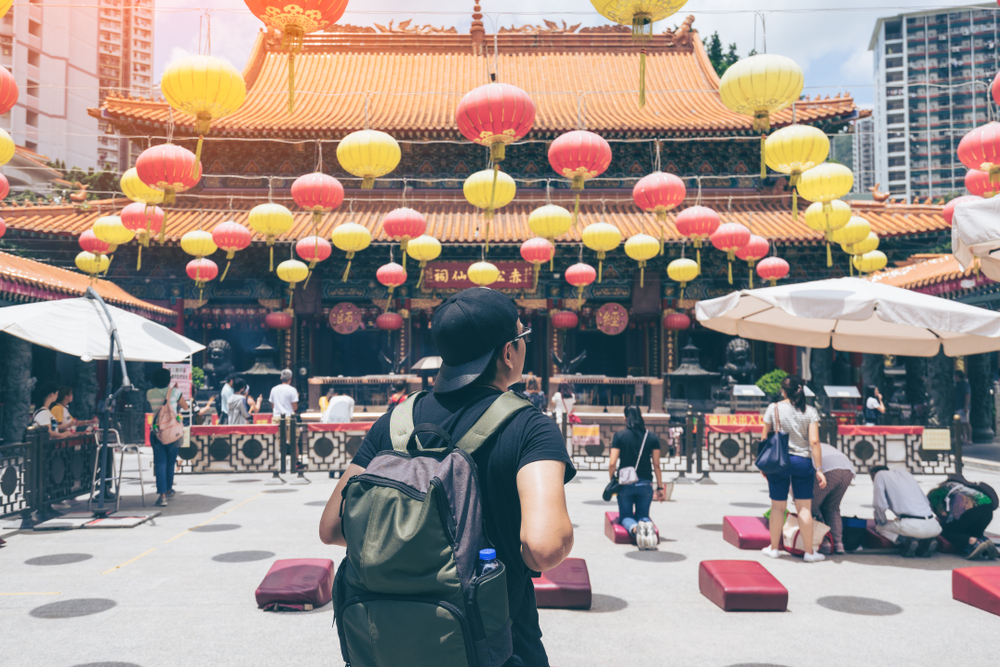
[696,413,716,485]
[673,410,695,484]
[952,418,964,477]
[290,416,309,485]
[266,416,286,485]
[16,429,40,528]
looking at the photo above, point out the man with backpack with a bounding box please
[320,288,575,667]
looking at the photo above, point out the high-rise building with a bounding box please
[870,5,999,201]
[0,0,99,171]
[853,116,876,194]
[97,0,154,173]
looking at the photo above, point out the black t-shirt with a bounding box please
[351,385,575,667]
[611,428,660,481]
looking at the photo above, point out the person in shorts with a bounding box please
[760,374,827,562]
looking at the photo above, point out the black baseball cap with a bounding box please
[431,288,519,393]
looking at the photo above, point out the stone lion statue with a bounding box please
[204,339,234,391]
[721,337,756,387]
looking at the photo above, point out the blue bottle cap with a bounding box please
[478,548,497,560]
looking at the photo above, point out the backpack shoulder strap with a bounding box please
[455,391,532,456]
[389,391,427,451]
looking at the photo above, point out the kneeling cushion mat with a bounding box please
[255,558,335,611]
[534,558,592,610]
[699,560,788,612]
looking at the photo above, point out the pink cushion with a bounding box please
[533,558,592,610]
[863,519,897,550]
[953,567,1000,616]
[723,516,771,550]
[604,512,659,545]
[699,560,788,612]
[255,558,334,611]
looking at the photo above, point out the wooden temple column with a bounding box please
[968,353,995,443]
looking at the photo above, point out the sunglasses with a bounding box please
[511,328,532,345]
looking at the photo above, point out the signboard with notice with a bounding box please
[163,362,193,401]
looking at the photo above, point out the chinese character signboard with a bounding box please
[705,413,764,433]
[595,303,628,335]
[423,262,534,290]
[329,303,363,334]
[163,362,193,401]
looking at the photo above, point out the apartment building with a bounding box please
[853,116,876,195]
[870,5,999,201]
[1,0,99,171]
[97,0,154,173]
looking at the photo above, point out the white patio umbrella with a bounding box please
[695,277,1000,357]
[952,195,1000,281]
[0,292,203,362]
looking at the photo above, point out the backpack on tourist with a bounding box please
[333,390,530,667]
[154,385,184,445]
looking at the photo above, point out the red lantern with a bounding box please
[548,130,612,225]
[565,262,597,303]
[455,83,536,163]
[212,221,252,281]
[120,201,164,270]
[944,195,984,226]
[0,217,5,240]
[265,311,293,330]
[994,71,1000,107]
[958,122,1000,188]
[735,234,770,288]
[0,173,9,201]
[291,172,344,232]
[0,66,17,115]
[520,237,555,289]
[381,208,427,269]
[242,0,348,112]
[79,229,110,255]
[376,312,403,331]
[186,257,218,301]
[377,262,407,303]
[756,256,790,287]
[711,222,751,285]
[136,144,202,206]
[965,169,998,198]
[551,310,579,329]
[675,206,721,269]
[633,172,687,254]
[296,235,332,268]
[663,312,691,331]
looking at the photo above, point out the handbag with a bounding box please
[755,403,791,475]
[602,477,621,502]
[617,430,649,486]
[781,513,833,556]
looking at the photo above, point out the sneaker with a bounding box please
[761,546,783,558]
[165,490,176,498]
[985,541,1000,560]
[900,538,919,558]
[967,539,992,560]
[639,521,656,550]
[803,551,826,563]
[916,539,938,558]
[834,544,846,555]
[155,496,168,507]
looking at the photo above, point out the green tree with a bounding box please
[706,31,741,77]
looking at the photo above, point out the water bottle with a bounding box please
[476,548,499,577]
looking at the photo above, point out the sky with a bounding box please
[152,0,997,110]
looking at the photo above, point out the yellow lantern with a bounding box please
[624,234,659,288]
[764,125,830,219]
[464,169,516,252]
[120,168,165,206]
[0,127,14,166]
[468,261,500,287]
[276,258,309,309]
[803,199,851,267]
[336,130,401,189]
[719,54,804,176]
[331,222,372,282]
[180,229,218,258]
[249,203,294,271]
[582,221,622,283]
[0,0,11,19]
[75,251,110,280]
[92,215,134,256]
[798,164,855,266]
[667,257,699,300]
[830,216,871,246]
[589,0,689,106]
[406,235,442,289]
[853,250,887,275]
[160,55,247,169]
[529,204,572,270]
[842,232,879,257]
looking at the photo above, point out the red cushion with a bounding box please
[863,519,897,550]
[699,560,788,612]
[604,512,659,545]
[255,558,335,611]
[534,558,592,610]
[723,516,771,550]
[953,567,1000,617]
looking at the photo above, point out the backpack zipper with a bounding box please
[350,473,426,501]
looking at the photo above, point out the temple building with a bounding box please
[0,15,953,407]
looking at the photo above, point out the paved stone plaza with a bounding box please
[3,461,1000,667]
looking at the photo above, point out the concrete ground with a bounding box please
[3,458,1000,667]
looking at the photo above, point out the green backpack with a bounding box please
[334,390,531,667]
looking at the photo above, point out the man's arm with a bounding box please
[873,473,890,525]
[652,448,664,501]
[517,460,574,572]
[319,463,366,546]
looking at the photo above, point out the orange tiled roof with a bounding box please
[868,254,993,294]
[95,30,858,138]
[0,251,174,320]
[0,193,946,247]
